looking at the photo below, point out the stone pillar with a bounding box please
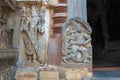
[68,0,87,22]
[48,0,67,65]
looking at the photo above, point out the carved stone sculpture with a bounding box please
[21,5,46,64]
[38,6,45,33]
[62,18,92,63]
[0,12,10,49]
[0,28,7,48]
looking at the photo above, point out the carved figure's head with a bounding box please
[73,21,82,33]
[38,7,45,17]
[22,6,26,11]
[31,6,38,18]
[21,6,26,16]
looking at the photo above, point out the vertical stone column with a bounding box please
[68,0,87,22]
[48,0,67,65]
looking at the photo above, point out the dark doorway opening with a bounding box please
[87,0,120,67]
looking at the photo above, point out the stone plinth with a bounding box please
[40,71,59,80]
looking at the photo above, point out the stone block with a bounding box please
[59,66,92,80]
[15,68,37,80]
[40,71,59,80]
[16,72,37,80]
[66,72,81,80]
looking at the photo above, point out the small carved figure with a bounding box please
[0,28,7,48]
[62,19,92,63]
[29,6,38,47]
[0,13,9,49]
[21,6,28,31]
[37,6,45,33]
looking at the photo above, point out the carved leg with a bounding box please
[33,53,37,63]
[28,56,32,63]
[80,47,90,63]
[71,45,79,58]
[63,55,71,63]
[63,57,68,63]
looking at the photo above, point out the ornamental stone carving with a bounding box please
[0,11,13,49]
[62,18,92,63]
[20,5,46,64]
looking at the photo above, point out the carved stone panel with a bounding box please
[0,10,14,49]
[18,1,49,66]
[62,18,92,64]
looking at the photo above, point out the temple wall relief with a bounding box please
[62,18,92,64]
[18,1,49,66]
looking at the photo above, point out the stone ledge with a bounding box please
[53,23,63,28]
[93,78,120,80]
[0,48,18,60]
[52,13,67,18]
[60,63,92,72]
[55,3,67,7]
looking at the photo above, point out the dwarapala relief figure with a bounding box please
[20,5,46,65]
[62,18,92,64]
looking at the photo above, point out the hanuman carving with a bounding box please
[21,5,45,64]
[62,18,92,63]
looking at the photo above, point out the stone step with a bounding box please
[93,78,120,80]
[93,70,120,80]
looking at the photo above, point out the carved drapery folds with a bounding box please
[62,18,92,64]
[21,5,46,64]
